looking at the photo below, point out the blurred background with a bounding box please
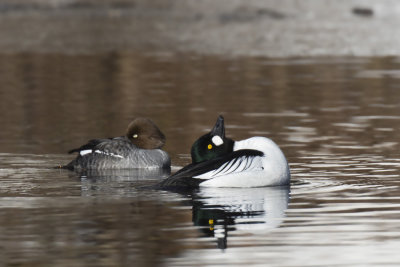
[1,0,400,155]
[1,1,400,267]
[0,0,398,56]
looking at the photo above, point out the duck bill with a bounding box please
[210,115,225,138]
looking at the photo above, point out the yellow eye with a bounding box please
[208,144,212,150]
[133,134,138,138]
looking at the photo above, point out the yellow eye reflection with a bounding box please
[209,219,214,231]
[207,144,213,150]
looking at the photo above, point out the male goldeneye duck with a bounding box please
[158,115,290,188]
[63,118,171,170]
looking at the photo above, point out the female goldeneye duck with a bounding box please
[63,118,171,170]
[158,115,290,188]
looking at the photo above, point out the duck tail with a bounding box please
[53,160,75,170]
[52,165,72,170]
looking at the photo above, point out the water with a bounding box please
[1,53,400,266]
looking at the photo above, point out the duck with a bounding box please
[158,115,290,188]
[63,118,171,170]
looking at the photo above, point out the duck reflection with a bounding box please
[191,186,290,249]
[70,168,171,196]
[77,168,170,180]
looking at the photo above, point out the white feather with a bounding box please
[194,155,263,180]
[200,137,290,187]
[80,150,92,156]
[94,150,124,159]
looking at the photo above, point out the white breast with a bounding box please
[199,137,290,187]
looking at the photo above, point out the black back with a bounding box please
[68,138,113,154]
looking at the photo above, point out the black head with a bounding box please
[191,115,234,163]
[126,118,166,149]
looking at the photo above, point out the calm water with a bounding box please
[1,53,400,266]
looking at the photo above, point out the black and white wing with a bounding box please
[157,149,264,188]
[68,139,108,154]
[68,137,131,158]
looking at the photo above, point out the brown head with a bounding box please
[126,118,166,149]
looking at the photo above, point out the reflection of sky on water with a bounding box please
[192,186,290,249]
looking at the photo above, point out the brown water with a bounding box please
[1,53,400,266]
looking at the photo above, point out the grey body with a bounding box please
[66,136,170,170]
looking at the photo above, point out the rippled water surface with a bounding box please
[1,53,400,266]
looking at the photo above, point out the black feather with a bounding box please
[68,138,114,154]
[157,149,263,189]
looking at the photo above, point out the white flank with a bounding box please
[212,135,224,146]
[194,155,262,180]
[94,150,124,158]
[80,150,92,156]
[198,137,290,187]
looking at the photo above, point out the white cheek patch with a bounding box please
[212,135,224,146]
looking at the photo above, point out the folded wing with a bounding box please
[68,137,130,158]
[158,149,263,188]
